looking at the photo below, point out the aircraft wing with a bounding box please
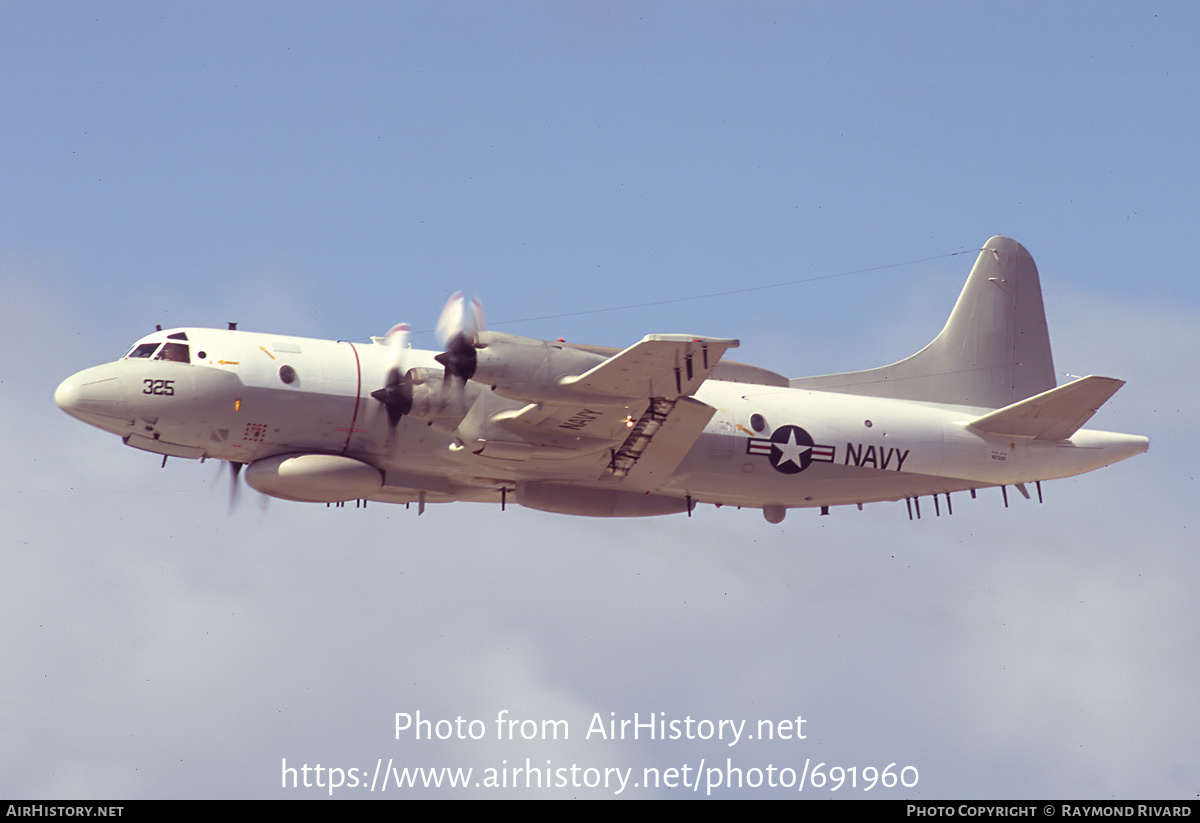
[556,335,739,400]
[608,395,716,485]
[478,335,737,483]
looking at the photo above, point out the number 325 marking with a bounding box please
[143,379,175,396]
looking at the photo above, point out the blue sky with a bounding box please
[2,2,1196,797]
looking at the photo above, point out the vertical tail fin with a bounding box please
[790,236,1056,409]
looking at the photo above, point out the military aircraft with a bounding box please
[55,236,1147,523]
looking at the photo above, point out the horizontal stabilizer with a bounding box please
[968,375,1125,441]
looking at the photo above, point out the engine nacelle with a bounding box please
[244,453,383,502]
[470,332,607,403]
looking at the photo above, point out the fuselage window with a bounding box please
[126,342,160,359]
[154,342,191,363]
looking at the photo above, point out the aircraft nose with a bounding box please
[54,374,84,415]
[54,367,128,428]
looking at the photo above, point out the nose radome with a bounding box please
[54,373,84,416]
[53,367,126,426]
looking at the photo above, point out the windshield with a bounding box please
[124,340,191,362]
[126,342,160,359]
[154,342,190,362]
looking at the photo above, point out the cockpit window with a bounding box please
[154,342,190,363]
[126,342,160,359]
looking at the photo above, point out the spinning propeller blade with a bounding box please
[370,296,485,432]
[433,292,484,384]
[228,461,243,513]
[370,324,414,433]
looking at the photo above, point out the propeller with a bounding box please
[433,292,485,386]
[369,295,485,437]
[228,461,244,513]
[370,323,414,429]
[224,460,267,513]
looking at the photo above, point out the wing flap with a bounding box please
[610,396,716,486]
[968,375,1125,441]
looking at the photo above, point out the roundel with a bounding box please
[768,425,815,474]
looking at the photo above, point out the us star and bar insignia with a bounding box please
[746,425,835,474]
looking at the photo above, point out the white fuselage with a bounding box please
[55,326,1148,515]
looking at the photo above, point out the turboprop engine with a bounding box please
[467,331,609,402]
[370,295,617,444]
